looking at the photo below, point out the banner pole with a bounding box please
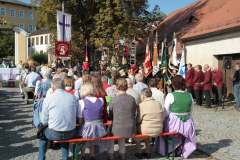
[62,2,64,12]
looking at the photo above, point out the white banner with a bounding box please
[178,48,186,78]
[57,10,72,41]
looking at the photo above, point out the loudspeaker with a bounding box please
[223,56,232,70]
[94,50,102,61]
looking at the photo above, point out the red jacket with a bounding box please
[64,89,75,95]
[213,70,223,88]
[202,69,212,90]
[185,68,194,87]
[95,91,108,123]
[102,82,111,90]
[193,70,204,90]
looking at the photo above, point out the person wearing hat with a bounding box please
[56,58,63,69]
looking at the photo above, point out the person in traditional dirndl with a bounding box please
[77,82,109,160]
[155,75,196,158]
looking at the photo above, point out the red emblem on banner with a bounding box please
[143,43,152,77]
[55,41,70,57]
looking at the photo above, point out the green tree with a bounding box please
[0,22,17,58]
[31,0,160,63]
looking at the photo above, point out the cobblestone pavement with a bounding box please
[0,88,239,160]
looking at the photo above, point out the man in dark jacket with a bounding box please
[201,64,212,108]
[56,58,63,69]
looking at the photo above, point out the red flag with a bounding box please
[143,43,152,77]
[83,44,89,70]
[55,41,70,57]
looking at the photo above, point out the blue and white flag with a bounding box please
[57,10,72,41]
[178,48,186,78]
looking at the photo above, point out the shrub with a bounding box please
[31,51,48,64]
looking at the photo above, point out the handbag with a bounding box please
[37,124,48,140]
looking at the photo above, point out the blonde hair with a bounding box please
[82,74,92,83]
[125,78,133,87]
[80,82,95,98]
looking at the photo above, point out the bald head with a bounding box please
[135,73,143,83]
[211,66,217,72]
[53,73,60,79]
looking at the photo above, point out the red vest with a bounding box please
[185,68,194,87]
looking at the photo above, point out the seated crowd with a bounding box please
[20,64,196,160]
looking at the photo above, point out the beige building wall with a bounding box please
[18,33,27,61]
[185,31,240,68]
[0,2,37,32]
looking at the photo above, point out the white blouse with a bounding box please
[164,90,194,117]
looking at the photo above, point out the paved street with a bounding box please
[0,88,239,160]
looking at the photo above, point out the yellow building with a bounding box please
[0,0,37,32]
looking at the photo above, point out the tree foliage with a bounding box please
[0,22,17,58]
[31,0,160,63]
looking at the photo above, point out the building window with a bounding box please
[36,37,39,45]
[28,24,33,32]
[45,35,48,44]
[10,9,15,17]
[19,23,24,30]
[32,37,35,46]
[28,12,33,20]
[19,10,24,19]
[40,36,43,45]
[1,8,6,16]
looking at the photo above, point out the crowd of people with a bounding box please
[13,58,240,160]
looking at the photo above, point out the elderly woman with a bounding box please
[76,82,109,160]
[64,76,75,95]
[35,66,52,99]
[91,76,108,123]
[108,78,137,160]
[134,88,165,159]
[106,75,120,97]
[155,75,196,158]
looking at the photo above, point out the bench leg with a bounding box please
[162,135,176,160]
[172,135,175,160]
[74,142,86,160]
[72,143,75,160]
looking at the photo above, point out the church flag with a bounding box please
[160,42,167,74]
[178,48,186,78]
[83,43,89,70]
[143,40,152,77]
[110,48,116,71]
[122,46,128,72]
[57,10,72,41]
[55,41,70,57]
[168,38,178,76]
[130,41,138,72]
[152,42,160,76]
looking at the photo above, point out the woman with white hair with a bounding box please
[76,82,109,160]
[35,66,52,99]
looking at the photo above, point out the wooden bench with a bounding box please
[54,130,180,160]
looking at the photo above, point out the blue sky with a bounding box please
[20,0,198,15]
